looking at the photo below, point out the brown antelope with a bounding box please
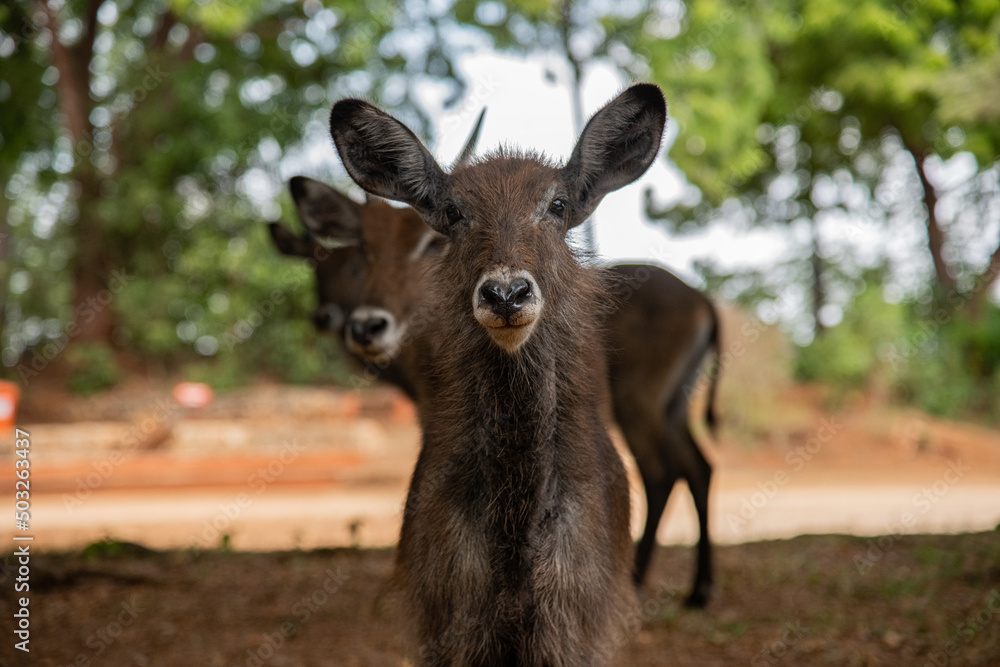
[329,83,667,664]
[269,187,429,397]
[269,114,485,397]
[275,194,720,608]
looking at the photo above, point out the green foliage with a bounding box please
[894,307,1000,419]
[0,0,489,389]
[638,0,776,201]
[795,284,906,390]
[796,288,1000,420]
[80,537,156,559]
[642,0,1000,204]
[893,337,980,418]
[66,341,121,395]
[3,0,999,424]
[637,0,1000,421]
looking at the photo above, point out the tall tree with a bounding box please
[0,0,477,382]
[637,0,1000,321]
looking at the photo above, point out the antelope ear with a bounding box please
[329,100,447,219]
[561,84,667,227]
[453,107,486,168]
[289,176,362,244]
[268,222,314,257]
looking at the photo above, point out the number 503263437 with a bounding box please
[15,429,30,530]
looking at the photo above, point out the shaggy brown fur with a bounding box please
[329,84,668,664]
[396,156,634,665]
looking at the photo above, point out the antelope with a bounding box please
[329,83,667,664]
[269,185,428,397]
[273,193,720,608]
[269,113,485,398]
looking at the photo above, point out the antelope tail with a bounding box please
[704,304,722,437]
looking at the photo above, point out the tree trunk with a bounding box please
[45,0,117,344]
[911,149,956,292]
[71,174,116,342]
[966,243,1000,319]
[559,0,596,252]
[810,215,826,336]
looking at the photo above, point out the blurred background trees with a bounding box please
[2,0,998,420]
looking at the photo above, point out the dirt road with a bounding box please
[15,388,1000,552]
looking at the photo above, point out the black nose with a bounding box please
[349,316,388,345]
[480,277,532,318]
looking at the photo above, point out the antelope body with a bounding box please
[328,84,668,664]
[270,149,719,611]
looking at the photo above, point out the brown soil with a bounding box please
[5,378,1000,665]
[4,532,999,666]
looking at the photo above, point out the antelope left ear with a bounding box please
[269,222,314,257]
[329,99,447,223]
[561,84,667,227]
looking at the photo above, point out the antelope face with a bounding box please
[443,158,577,352]
[268,179,367,338]
[329,84,667,355]
[344,200,446,362]
[310,248,366,334]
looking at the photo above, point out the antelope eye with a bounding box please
[548,199,566,218]
[444,204,463,224]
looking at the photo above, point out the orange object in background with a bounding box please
[0,380,21,432]
[172,382,214,408]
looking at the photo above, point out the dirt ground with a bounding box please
[3,532,999,666]
[4,378,1000,665]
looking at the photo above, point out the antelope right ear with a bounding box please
[561,84,667,227]
[289,176,362,244]
[329,100,447,220]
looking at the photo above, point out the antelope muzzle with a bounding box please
[346,306,404,362]
[473,269,543,352]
